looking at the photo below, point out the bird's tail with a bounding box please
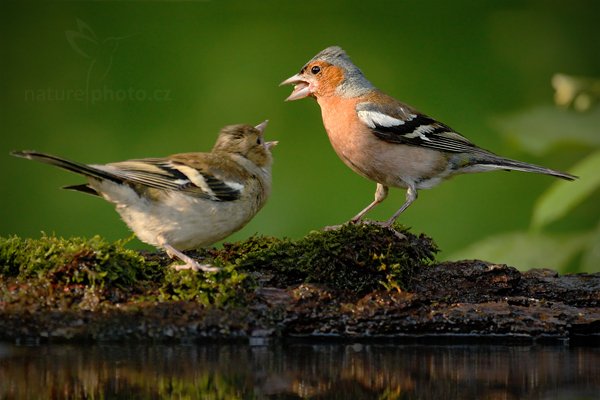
[11,150,123,184]
[475,154,576,181]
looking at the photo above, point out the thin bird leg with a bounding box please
[162,243,219,273]
[383,185,418,227]
[351,183,389,224]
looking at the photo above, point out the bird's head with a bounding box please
[213,121,277,168]
[280,46,374,101]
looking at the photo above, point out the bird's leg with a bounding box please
[383,185,417,228]
[351,183,389,224]
[162,243,219,273]
[354,186,417,240]
[324,184,389,231]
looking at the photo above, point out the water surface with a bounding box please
[1,342,598,399]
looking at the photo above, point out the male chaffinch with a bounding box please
[281,46,576,227]
[11,121,277,272]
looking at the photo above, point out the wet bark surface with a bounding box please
[2,259,598,343]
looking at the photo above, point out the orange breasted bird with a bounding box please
[281,46,576,227]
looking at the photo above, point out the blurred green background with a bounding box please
[1,0,598,273]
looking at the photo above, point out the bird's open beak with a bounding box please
[254,121,277,150]
[280,73,311,101]
[255,120,269,133]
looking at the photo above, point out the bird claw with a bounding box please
[322,219,406,240]
[162,243,219,273]
[354,219,407,240]
[323,223,345,231]
[170,261,220,273]
[324,216,364,231]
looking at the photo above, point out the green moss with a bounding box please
[157,264,252,306]
[217,223,438,294]
[0,224,438,312]
[0,234,257,308]
[0,234,161,289]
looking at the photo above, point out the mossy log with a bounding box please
[1,224,598,343]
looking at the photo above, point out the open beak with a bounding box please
[265,141,278,150]
[254,120,277,150]
[280,73,311,101]
[255,120,269,133]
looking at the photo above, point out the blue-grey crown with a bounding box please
[310,46,374,97]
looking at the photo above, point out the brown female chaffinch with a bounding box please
[11,121,277,272]
[281,46,576,227]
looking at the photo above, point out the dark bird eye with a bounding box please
[311,66,321,74]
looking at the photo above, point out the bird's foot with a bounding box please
[170,261,220,273]
[163,243,220,273]
[355,219,407,240]
[324,215,365,231]
[323,223,345,231]
[323,219,406,240]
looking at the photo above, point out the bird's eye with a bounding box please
[311,65,321,74]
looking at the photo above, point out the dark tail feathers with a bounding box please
[10,150,123,184]
[479,155,577,181]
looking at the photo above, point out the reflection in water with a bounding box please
[0,342,598,399]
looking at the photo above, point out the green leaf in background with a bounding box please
[581,221,600,273]
[493,106,600,156]
[531,150,600,229]
[446,231,590,271]
[552,73,600,112]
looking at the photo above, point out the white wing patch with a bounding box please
[224,181,245,192]
[403,125,434,141]
[357,110,414,129]
[172,165,244,200]
[171,164,216,198]
[173,179,191,186]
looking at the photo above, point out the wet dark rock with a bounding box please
[0,227,598,343]
[411,261,522,303]
[519,268,600,307]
